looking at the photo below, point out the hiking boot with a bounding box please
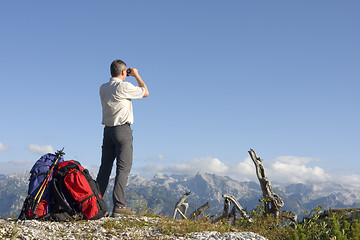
[111,207,136,217]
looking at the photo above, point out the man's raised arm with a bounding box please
[129,67,149,97]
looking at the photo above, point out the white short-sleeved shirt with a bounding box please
[100,77,145,126]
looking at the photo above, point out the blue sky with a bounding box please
[0,1,359,186]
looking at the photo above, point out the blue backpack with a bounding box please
[18,149,65,220]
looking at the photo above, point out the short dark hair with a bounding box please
[110,59,127,77]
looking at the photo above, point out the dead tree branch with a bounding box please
[212,194,252,223]
[172,191,191,220]
[189,202,210,220]
[248,148,284,218]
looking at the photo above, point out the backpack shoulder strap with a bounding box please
[51,176,82,219]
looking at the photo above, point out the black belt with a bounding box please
[106,123,130,128]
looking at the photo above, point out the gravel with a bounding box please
[0,216,268,240]
[186,231,268,240]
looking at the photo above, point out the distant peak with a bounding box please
[153,172,168,179]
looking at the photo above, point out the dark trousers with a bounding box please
[96,124,133,209]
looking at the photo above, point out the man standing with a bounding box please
[97,59,149,216]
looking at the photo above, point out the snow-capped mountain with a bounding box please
[1,171,360,219]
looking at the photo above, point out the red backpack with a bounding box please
[51,160,108,220]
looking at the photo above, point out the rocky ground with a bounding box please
[0,215,268,240]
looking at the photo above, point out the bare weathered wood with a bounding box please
[248,149,284,218]
[212,194,252,223]
[223,194,251,221]
[189,202,210,220]
[172,191,191,219]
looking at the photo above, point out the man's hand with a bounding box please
[128,67,139,78]
[128,67,149,98]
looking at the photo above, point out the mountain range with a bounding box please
[1,171,360,220]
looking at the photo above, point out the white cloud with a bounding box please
[334,174,360,187]
[27,144,54,155]
[133,154,360,187]
[134,156,255,181]
[0,142,10,151]
[234,157,255,176]
[167,157,229,176]
[1,149,359,188]
[223,157,257,182]
[267,160,330,184]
